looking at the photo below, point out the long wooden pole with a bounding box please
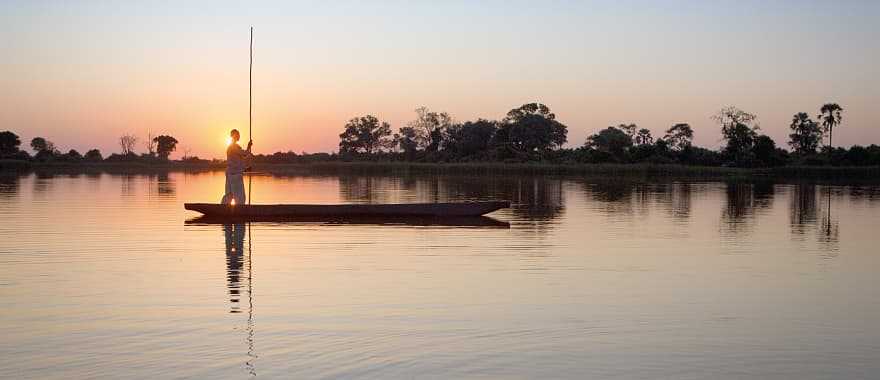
[249,26,253,143]
[248,26,253,205]
[246,29,256,376]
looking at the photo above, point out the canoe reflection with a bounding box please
[190,215,510,228]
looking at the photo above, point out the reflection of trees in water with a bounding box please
[337,174,564,221]
[120,174,137,197]
[117,173,177,199]
[338,176,398,204]
[400,176,420,199]
[338,175,448,204]
[583,180,636,218]
[155,172,175,197]
[721,182,775,234]
[789,184,841,256]
[508,177,564,221]
[588,181,631,203]
[144,172,176,198]
[582,181,663,218]
[0,174,22,199]
[85,173,101,192]
[580,180,698,223]
[424,175,565,221]
[664,182,693,221]
[33,172,55,194]
[847,186,880,206]
[789,184,818,236]
[753,182,775,208]
[633,183,652,218]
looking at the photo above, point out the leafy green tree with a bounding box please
[635,128,653,145]
[394,126,419,158]
[84,149,103,161]
[663,123,693,151]
[654,138,670,156]
[30,137,57,154]
[752,135,781,166]
[788,112,822,155]
[65,149,82,161]
[153,135,179,160]
[338,115,394,154]
[504,103,554,123]
[496,103,567,153]
[617,123,638,139]
[585,126,632,160]
[444,119,497,159]
[844,146,870,166]
[0,131,21,157]
[34,150,55,161]
[713,106,759,160]
[818,103,843,151]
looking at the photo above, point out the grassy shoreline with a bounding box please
[2,159,878,181]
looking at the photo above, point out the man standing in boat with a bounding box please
[221,129,253,205]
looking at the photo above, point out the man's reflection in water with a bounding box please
[223,223,257,376]
[224,224,246,313]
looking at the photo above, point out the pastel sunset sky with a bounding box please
[2,1,877,158]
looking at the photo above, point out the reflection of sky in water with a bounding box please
[0,172,879,379]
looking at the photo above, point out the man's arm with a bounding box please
[230,144,246,158]
[244,141,254,171]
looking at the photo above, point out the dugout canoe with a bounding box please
[184,201,510,218]
[185,215,510,228]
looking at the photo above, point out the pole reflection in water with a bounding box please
[819,187,840,255]
[788,184,840,256]
[223,223,257,376]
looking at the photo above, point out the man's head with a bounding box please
[230,129,240,142]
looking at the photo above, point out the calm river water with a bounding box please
[0,171,878,379]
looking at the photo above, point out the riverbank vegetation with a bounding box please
[2,102,878,178]
[331,102,877,168]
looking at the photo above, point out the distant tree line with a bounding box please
[2,101,878,168]
[0,131,182,163]
[324,102,876,167]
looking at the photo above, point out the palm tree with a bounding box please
[818,103,843,152]
[788,112,821,155]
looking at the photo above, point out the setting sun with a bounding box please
[225,136,232,146]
